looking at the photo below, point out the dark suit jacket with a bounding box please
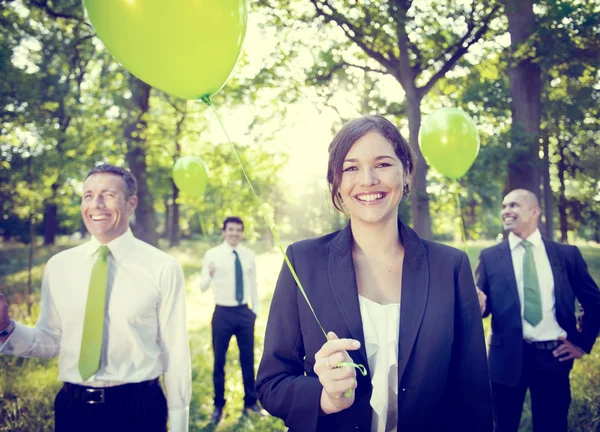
[476,238,600,386]
[256,220,492,432]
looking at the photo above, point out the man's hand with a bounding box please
[208,263,215,277]
[553,337,585,362]
[0,294,10,330]
[476,286,487,316]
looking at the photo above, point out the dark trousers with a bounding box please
[492,342,573,432]
[212,304,257,408]
[54,379,167,432]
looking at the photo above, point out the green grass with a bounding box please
[1,239,600,431]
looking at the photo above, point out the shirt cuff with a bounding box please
[168,406,189,432]
[0,322,34,355]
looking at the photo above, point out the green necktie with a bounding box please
[521,240,542,326]
[79,245,110,381]
[233,250,244,304]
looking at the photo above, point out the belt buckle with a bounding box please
[84,388,105,404]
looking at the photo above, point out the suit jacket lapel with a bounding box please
[329,223,370,372]
[328,220,432,382]
[543,239,564,302]
[498,241,521,308]
[397,222,428,383]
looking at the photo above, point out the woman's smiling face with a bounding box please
[339,131,406,226]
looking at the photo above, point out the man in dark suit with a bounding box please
[476,189,600,432]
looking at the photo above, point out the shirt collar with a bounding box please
[85,229,135,262]
[221,241,240,254]
[508,228,542,251]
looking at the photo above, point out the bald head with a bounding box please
[501,189,541,239]
[511,189,539,209]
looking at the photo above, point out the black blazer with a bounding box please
[257,220,492,432]
[476,238,600,386]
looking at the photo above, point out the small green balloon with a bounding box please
[173,156,209,198]
[419,107,480,179]
[83,0,247,100]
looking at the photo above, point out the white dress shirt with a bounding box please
[0,230,191,432]
[508,229,567,341]
[359,295,400,432]
[199,242,259,315]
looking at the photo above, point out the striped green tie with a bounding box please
[79,245,110,381]
[521,240,542,326]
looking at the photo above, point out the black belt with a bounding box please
[524,340,561,350]
[215,303,248,309]
[62,378,160,404]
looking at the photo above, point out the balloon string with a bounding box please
[455,187,469,256]
[203,98,328,340]
[338,362,368,397]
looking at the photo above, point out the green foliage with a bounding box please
[0,0,127,242]
[538,0,600,241]
[1,0,599,250]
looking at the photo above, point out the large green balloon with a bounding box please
[173,156,209,198]
[83,0,247,100]
[419,107,480,179]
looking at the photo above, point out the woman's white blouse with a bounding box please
[359,295,400,432]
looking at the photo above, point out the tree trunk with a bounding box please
[124,75,158,247]
[163,196,170,239]
[556,140,568,243]
[503,0,542,197]
[43,202,58,245]
[43,180,61,245]
[393,12,433,240]
[79,220,87,238]
[405,94,433,240]
[27,156,34,316]
[28,211,34,316]
[168,103,185,248]
[467,198,477,241]
[169,182,180,247]
[308,2,498,240]
[541,130,553,239]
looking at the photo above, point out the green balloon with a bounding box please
[419,107,480,179]
[173,156,209,198]
[83,0,247,100]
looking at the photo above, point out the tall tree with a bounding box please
[258,0,501,238]
[39,26,93,244]
[167,101,186,247]
[0,0,101,244]
[538,0,600,241]
[123,75,158,246]
[501,0,542,196]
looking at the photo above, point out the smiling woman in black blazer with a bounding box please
[256,115,492,432]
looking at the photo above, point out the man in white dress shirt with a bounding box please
[0,164,191,432]
[199,216,263,424]
[476,189,600,432]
